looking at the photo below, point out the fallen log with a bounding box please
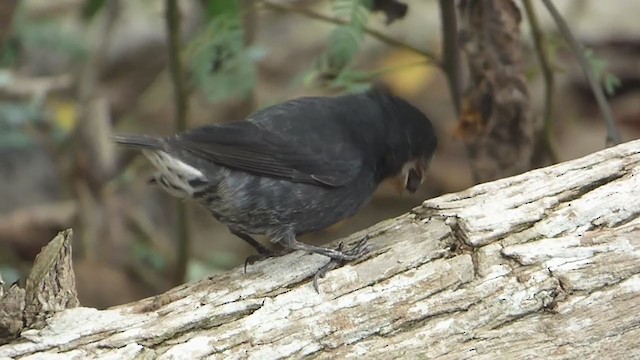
[1,140,639,359]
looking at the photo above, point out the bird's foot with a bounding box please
[312,236,370,293]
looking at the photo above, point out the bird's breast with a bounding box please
[200,170,378,236]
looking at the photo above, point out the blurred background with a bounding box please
[0,0,638,308]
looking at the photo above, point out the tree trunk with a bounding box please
[1,140,639,359]
[457,0,536,182]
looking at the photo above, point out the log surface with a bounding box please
[1,140,639,360]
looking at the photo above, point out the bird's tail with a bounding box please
[112,134,164,150]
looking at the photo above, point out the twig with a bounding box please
[165,0,190,284]
[540,0,621,146]
[73,0,119,259]
[438,0,461,115]
[0,72,73,101]
[523,0,558,164]
[260,0,439,63]
[165,1,188,131]
[239,0,258,116]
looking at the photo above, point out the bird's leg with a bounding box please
[230,230,272,254]
[282,234,370,261]
[231,230,293,272]
[280,233,371,292]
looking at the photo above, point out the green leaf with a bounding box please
[17,21,88,61]
[132,241,167,271]
[187,16,256,102]
[0,103,42,148]
[0,38,20,67]
[310,0,373,89]
[203,0,240,20]
[82,0,107,21]
[583,47,621,96]
[603,73,621,96]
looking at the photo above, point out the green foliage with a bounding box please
[0,70,72,148]
[0,100,73,149]
[324,0,371,71]
[188,17,257,102]
[0,102,43,148]
[1,16,87,68]
[19,21,88,61]
[81,0,107,21]
[202,0,240,19]
[320,70,373,93]
[131,241,167,272]
[3,3,88,68]
[309,0,374,91]
[187,1,258,102]
[0,38,20,67]
[583,48,621,96]
[539,38,621,97]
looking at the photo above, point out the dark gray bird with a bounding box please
[113,88,437,291]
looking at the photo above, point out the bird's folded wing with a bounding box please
[169,122,362,187]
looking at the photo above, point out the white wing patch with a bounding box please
[142,150,207,197]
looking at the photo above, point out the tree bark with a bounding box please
[1,140,639,359]
[457,0,535,182]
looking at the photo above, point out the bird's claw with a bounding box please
[312,236,371,293]
[342,236,371,260]
[313,260,339,293]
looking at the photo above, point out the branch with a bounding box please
[540,0,621,146]
[165,0,191,284]
[523,0,558,165]
[165,0,189,132]
[260,0,439,63]
[438,0,462,115]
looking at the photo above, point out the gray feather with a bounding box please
[112,135,164,150]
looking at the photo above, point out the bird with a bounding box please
[113,88,437,291]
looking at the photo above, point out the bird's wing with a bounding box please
[169,121,362,187]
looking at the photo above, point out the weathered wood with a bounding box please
[0,229,78,345]
[1,140,639,359]
[0,284,24,345]
[23,229,79,330]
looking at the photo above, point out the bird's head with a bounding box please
[368,89,437,194]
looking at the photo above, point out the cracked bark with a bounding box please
[1,140,639,359]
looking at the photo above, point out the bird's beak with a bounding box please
[385,158,430,195]
[403,160,424,193]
